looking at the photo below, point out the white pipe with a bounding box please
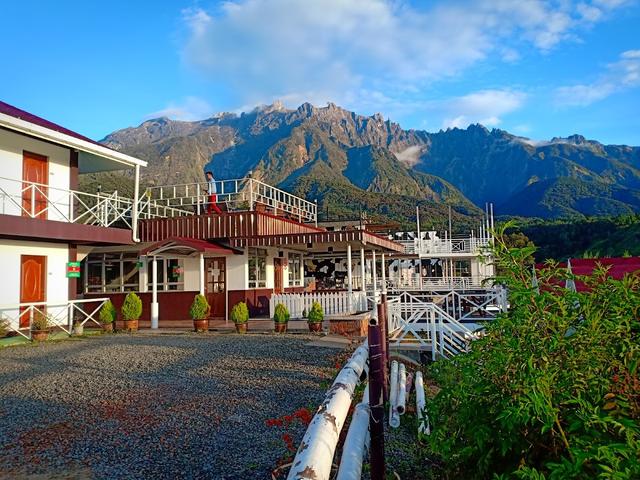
[360,248,366,293]
[389,360,399,428]
[199,253,205,296]
[347,244,353,312]
[397,363,407,415]
[336,399,370,480]
[288,344,369,480]
[132,164,140,242]
[415,371,430,436]
[151,256,159,329]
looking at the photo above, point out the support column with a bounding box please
[381,252,386,294]
[347,244,353,313]
[132,164,140,242]
[199,253,205,296]
[360,247,366,293]
[372,250,377,299]
[151,256,159,329]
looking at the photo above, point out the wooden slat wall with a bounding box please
[138,211,320,242]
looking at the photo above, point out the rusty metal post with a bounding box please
[368,321,386,480]
[377,302,389,403]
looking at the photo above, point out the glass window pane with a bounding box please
[104,261,120,292]
[122,261,140,292]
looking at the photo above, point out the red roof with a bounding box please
[569,257,640,292]
[0,100,104,148]
[140,237,239,256]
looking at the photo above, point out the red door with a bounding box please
[22,151,49,219]
[205,257,226,319]
[274,258,285,294]
[20,255,47,328]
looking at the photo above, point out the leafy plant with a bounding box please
[189,294,210,320]
[31,311,50,331]
[121,292,142,321]
[99,300,117,324]
[230,302,249,324]
[273,303,290,324]
[0,317,9,337]
[307,301,324,323]
[425,223,640,479]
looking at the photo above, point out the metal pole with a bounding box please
[151,256,159,329]
[367,322,386,480]
[132,164,140,242]
[372,250,377,301]
[347,244,353,313]
[199,253,205,295]
[381,253,386,294]
[377,302,388,403]
[416,205,421,252]
[360,247,366,293]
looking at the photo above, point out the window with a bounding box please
[248,248,267,288]
[85,253,142,293]
[288,253,302,287]
[146,258,184,291]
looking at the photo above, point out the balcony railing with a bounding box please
[146,177,317,224]
[0,176,192,228]
[395,236,491,256]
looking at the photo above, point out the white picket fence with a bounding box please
[269,291,368,319]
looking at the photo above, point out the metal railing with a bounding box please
[0,176,192,228]
[0,298,109,340]
[385,275,489,291]
[146,177,317,223]
[396,236,491,256]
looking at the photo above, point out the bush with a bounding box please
[0,317,9,337]
[189,294,210,320]
[273,303,290,324]
[99,300,117,324]
[425,224,640,479]
[121,292,142,321]
[230,302,249,324]
[307,302,323,323]
[31,311,50,331]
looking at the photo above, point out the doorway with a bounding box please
[22,151,49,219]
[205,257,226,319]
[20,255,46,328]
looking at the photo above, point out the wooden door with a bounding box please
[205,257,226,319]
[22,151,48,219]
[274,257,285,294]
[20,255,46,328]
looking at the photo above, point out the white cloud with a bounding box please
[146,96,213,121]
[555,49,640,106]
[179,0,628,114]
[394,145,424,167]
[438,90,527,129]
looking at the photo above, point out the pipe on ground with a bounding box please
[388,360,399,426]
[396,363,407,415]
[336,400,370,480]
[415,371,430,436]
[287,344,369,480]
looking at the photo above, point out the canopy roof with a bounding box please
[140,237,240,257]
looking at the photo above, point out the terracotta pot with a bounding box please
[308,321,322,333]
[102,322,114,333]
[124,319,138,332]
[31,330,49,341]
[193,319,208,332]
[235,323,248,334]
[274,322,288,333]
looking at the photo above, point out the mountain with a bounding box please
[97,102,640,223]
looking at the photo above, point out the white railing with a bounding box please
[396,236,491,256]
[146,177,317,223]
[0,176,192,228]
[385,291,480,360]
[385,275,489,291]
[269,291,367,319]
[0,298,108,340]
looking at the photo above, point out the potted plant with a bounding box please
[273,303,290,333]
[121,292,142,332]
[99,299,117,333]
[307,301,324,333]
[189,294,210,332]
[31,311,51,341]
[230,302,249,334]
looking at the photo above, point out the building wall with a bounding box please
[227,251,247,290]
[0,129,71,220]
[183,256,200,291]
[0,239,69,328]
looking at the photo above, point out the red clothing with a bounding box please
[208,194,222,214]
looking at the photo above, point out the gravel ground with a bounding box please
[0,333,337,479]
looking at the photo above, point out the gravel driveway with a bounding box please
[0,333,337,479]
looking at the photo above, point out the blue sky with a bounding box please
[2,0,639,145]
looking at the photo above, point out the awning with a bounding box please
[140,237,240,257]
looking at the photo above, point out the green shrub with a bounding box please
[31,311,50,331]
[307,301,323,323]
[189,294,210,320]
[121,292,142,321]
[0,317,9,337]
[99,300,117,324]
[273,303,290,324]
[425,223,640,479]
[230,302,249,324]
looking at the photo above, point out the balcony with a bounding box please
[146,177,317,224]
[394,234,492,257]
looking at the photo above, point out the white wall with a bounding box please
[227,251,247,290]
[183,256,200,291]
[0,128,71,220]
[0,240,69,329]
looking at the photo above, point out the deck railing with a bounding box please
[0,176,192,228]
[395,236,491,256]
[0,298,109,340]
[146,177,317,224]
[269,291,367,319]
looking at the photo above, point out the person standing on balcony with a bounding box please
[205,171,222,214]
